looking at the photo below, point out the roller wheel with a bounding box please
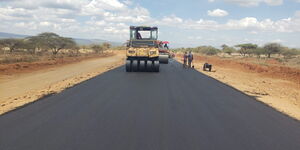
[126,60,132,72]
[139,60,146,72]
[146,60,153,72]
[159,55,169,64]
[132,60,138,72]
[154,60,160,72]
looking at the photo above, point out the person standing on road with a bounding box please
[183,52,188,68]
[188,51,193,68]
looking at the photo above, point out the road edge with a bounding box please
[0,57,125,115]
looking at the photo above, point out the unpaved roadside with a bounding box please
[176,54,300,120]
[0,52,125,115]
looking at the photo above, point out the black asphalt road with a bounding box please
[1,60,300,150]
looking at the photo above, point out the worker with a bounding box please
[183,52,188,68]
[188,51,193,68]
[164,43,169,49]
[136,31,142,39]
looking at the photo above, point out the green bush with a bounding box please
[201,47,220,55]
[281,48,299,59]
[263,43,282,58]
[223,47,236,55]
[252,48,265,58]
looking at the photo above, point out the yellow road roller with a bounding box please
[126,26,160,72]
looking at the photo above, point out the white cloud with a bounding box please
[123,0,133,5]
[160,15,183,25]
[222,16,300,32]
[272,39,283,43]
[39,21,51,27]
[264,0,283,5]
[188,19,220,30]
[159,12,300,33]
[188,36,202,40]
[224,0,283,7]
[0,0,153,41]
[208,9,229,17]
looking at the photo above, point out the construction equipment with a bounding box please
[203,63,212,72]
[159,41,170,64]
[126,26,160,72]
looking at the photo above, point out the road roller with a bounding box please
[158,41,170,64]
[126,26,160,72]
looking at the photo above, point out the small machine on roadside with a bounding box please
[203,63,212,72]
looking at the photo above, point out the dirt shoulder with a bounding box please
[0,51,125,115]
[0,52,114,76]
[176,54,300,120]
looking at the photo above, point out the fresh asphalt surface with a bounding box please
[1,60,300,150]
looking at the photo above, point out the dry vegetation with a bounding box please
[0,52,115,75]
[0,32,126,75]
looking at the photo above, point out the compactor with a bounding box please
[126,26,160,72]
[158,41,170,64]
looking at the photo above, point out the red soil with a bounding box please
[193,55,300,84]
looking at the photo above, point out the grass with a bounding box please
[0,54,40,64]
[0,49,114,64]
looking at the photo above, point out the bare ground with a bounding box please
[176,54,300,120]
[0,51,125,115]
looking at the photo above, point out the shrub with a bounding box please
[235,43,258,56]
[223,47,236,55]
[281,48,299,59]
[252,48,265,58]
[0,55,40,64]
[91,45,104,53]
[263,43,282,58]
[200,47,220,55]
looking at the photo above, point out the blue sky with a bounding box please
[0,0,300,48]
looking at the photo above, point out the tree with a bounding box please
[27,32,76,55]
[263,43,282,58]
[235,43,258,56]
[0,39,24,53]
[21,39,36,54]
[200,46,220,55]
[0,43,4,53]
[252,48,265,58]
[223,47,236,55]
[102,42,111,50]
[221,44,229,50]
[26,35,46,54]
[80,45,87,50]
[281,48,299,59]
[91,45,104,53]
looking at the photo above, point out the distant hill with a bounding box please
[0,32,122,46]
[73,38,122,46]
[0,32,28,39]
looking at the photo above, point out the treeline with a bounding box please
[0,32,113,55]
[173,43,300,59]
